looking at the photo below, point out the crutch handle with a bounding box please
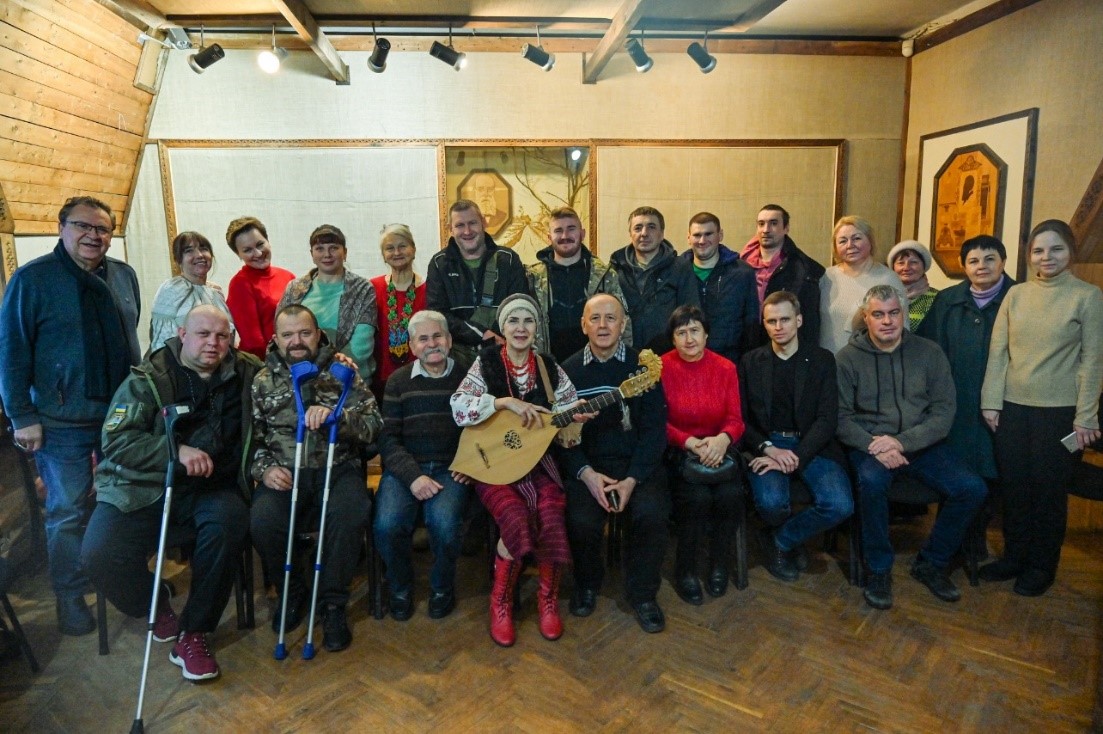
[322,362,356,443]
[290,361,320,442]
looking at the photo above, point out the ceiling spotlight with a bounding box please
[626,37,652,73]
[521,26,554,71]
[258,25,288,74]
[188,26,224,74]
[430,25,466,70]
[368,24,390,72]
[687,36,716,74]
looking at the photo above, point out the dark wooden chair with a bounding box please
[0,556,40,673]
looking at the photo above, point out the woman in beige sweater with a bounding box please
[980,220,1103,596]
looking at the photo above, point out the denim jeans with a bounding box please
[748,434,853,552]
[850,442,987,574]
[373,462,469,595]
[35,426,99,598]
[82,487,248,633]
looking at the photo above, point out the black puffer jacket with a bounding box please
[679,244,758,364]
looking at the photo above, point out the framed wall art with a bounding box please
[915,109,1038,282]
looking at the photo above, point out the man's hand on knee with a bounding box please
[179,445,214,477]
[262,466,293,490]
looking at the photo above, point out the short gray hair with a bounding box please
[861,284,904,311]
[408,310,448,337]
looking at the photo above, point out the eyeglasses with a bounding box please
[66,220,113,237]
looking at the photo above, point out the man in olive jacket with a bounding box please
[82,306,258,681]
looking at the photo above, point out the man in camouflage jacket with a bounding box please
[250,304,382,653]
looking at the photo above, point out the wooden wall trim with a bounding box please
[915,0,1046,54]
[1070,156,1103,264]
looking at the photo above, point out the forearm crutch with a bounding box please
[274,360,320,661]
[131,403,192,734]
[302,362,356,660]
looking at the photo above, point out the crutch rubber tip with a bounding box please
[130,719,145,734]
[302,643,316,660]
[274,643,288,660]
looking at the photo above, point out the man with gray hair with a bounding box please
[836,284,986,611]
[0,196,140,636]
[374,310,471,621]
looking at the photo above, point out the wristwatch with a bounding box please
[758,440,773,453]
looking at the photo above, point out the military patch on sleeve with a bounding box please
[105,404,129,432]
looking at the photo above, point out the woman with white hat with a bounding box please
[888,239,938,330]
[450,293,587,647]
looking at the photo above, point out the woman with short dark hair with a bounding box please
[661,305,745,604]
[148,231,234,353]
[225,216,295,359]
[980,220,1103,596]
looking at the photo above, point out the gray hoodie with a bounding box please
[835,328,955,453]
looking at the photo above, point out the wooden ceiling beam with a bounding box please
[582,0,646,84]
[270,0,350,85]
[93,0,168,31]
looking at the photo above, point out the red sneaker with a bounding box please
[152,595,179,643]
[169,632,220,681]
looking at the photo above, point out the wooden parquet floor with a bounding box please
[2,522,1102,733]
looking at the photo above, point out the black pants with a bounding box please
[82,487,248,633]
[671,468,743,578]
[250,464,371,607]
[565,463,669,606]
[994,402,1079,578]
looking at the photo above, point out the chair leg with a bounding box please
[96,590,109,655]
[966,516,981,587]
[367,527,384,620]
[1,592,40,673]
[606,512,622,569]
[734,500,749,590]
[236,544,255,630]
[848,516,865,587]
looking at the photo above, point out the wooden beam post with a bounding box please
[271,0,351,85]
[93,0,168,31]
[582,0,646,85]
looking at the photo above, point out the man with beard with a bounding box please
[741,204,824,349]
[527,206,632,361]
[609,206,699,353]
[250,305,381,652]
[425,199,529,364]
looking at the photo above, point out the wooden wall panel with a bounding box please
[0,0,152,236]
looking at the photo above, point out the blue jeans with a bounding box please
[850,442,987,574]
[374,462,469,595]
[748,435,853,552]
[35,426,100,598]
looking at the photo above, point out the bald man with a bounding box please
[82,305,260,682]
[560,294,670,633]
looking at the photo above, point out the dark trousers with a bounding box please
[250,464,371,607]
[81,487,248,633]
[565,464,670,606]
[670,467,742,577]
[994,402,1079,577]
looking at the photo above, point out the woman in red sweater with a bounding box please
[224,216,295,359]
[661,305,745,604]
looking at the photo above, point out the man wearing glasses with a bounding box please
[0,196,141,636]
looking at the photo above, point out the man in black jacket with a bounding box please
[609,206,699,354]
[561,294,669,633]
[425,199,530,364]
[739,291,852,582]
[741,204,825,350]
[681,212,759,364]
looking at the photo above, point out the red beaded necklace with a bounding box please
[500,345,535,397]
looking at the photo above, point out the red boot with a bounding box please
[537,562,564,641]
[490,554,521,647]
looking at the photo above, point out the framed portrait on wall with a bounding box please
[915,109,1038,282]
[443,144,592,265]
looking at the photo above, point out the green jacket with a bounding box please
[250,339,382,484]
[526,245,633,356]
[93,340,262,514]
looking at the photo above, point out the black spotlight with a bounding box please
[368,37,390,73]
[686,41,716,73]
[521,43,554,71]
[626,38,652,73]
[430,40,466,70]
[188,43,225,74]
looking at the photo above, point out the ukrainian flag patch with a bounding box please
[105,404,128,431]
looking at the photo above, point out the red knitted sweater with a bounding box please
[661,348,745,449]
[226,264,296,359]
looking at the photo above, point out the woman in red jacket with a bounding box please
[661,305,745,604]
[224,216,295,360]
